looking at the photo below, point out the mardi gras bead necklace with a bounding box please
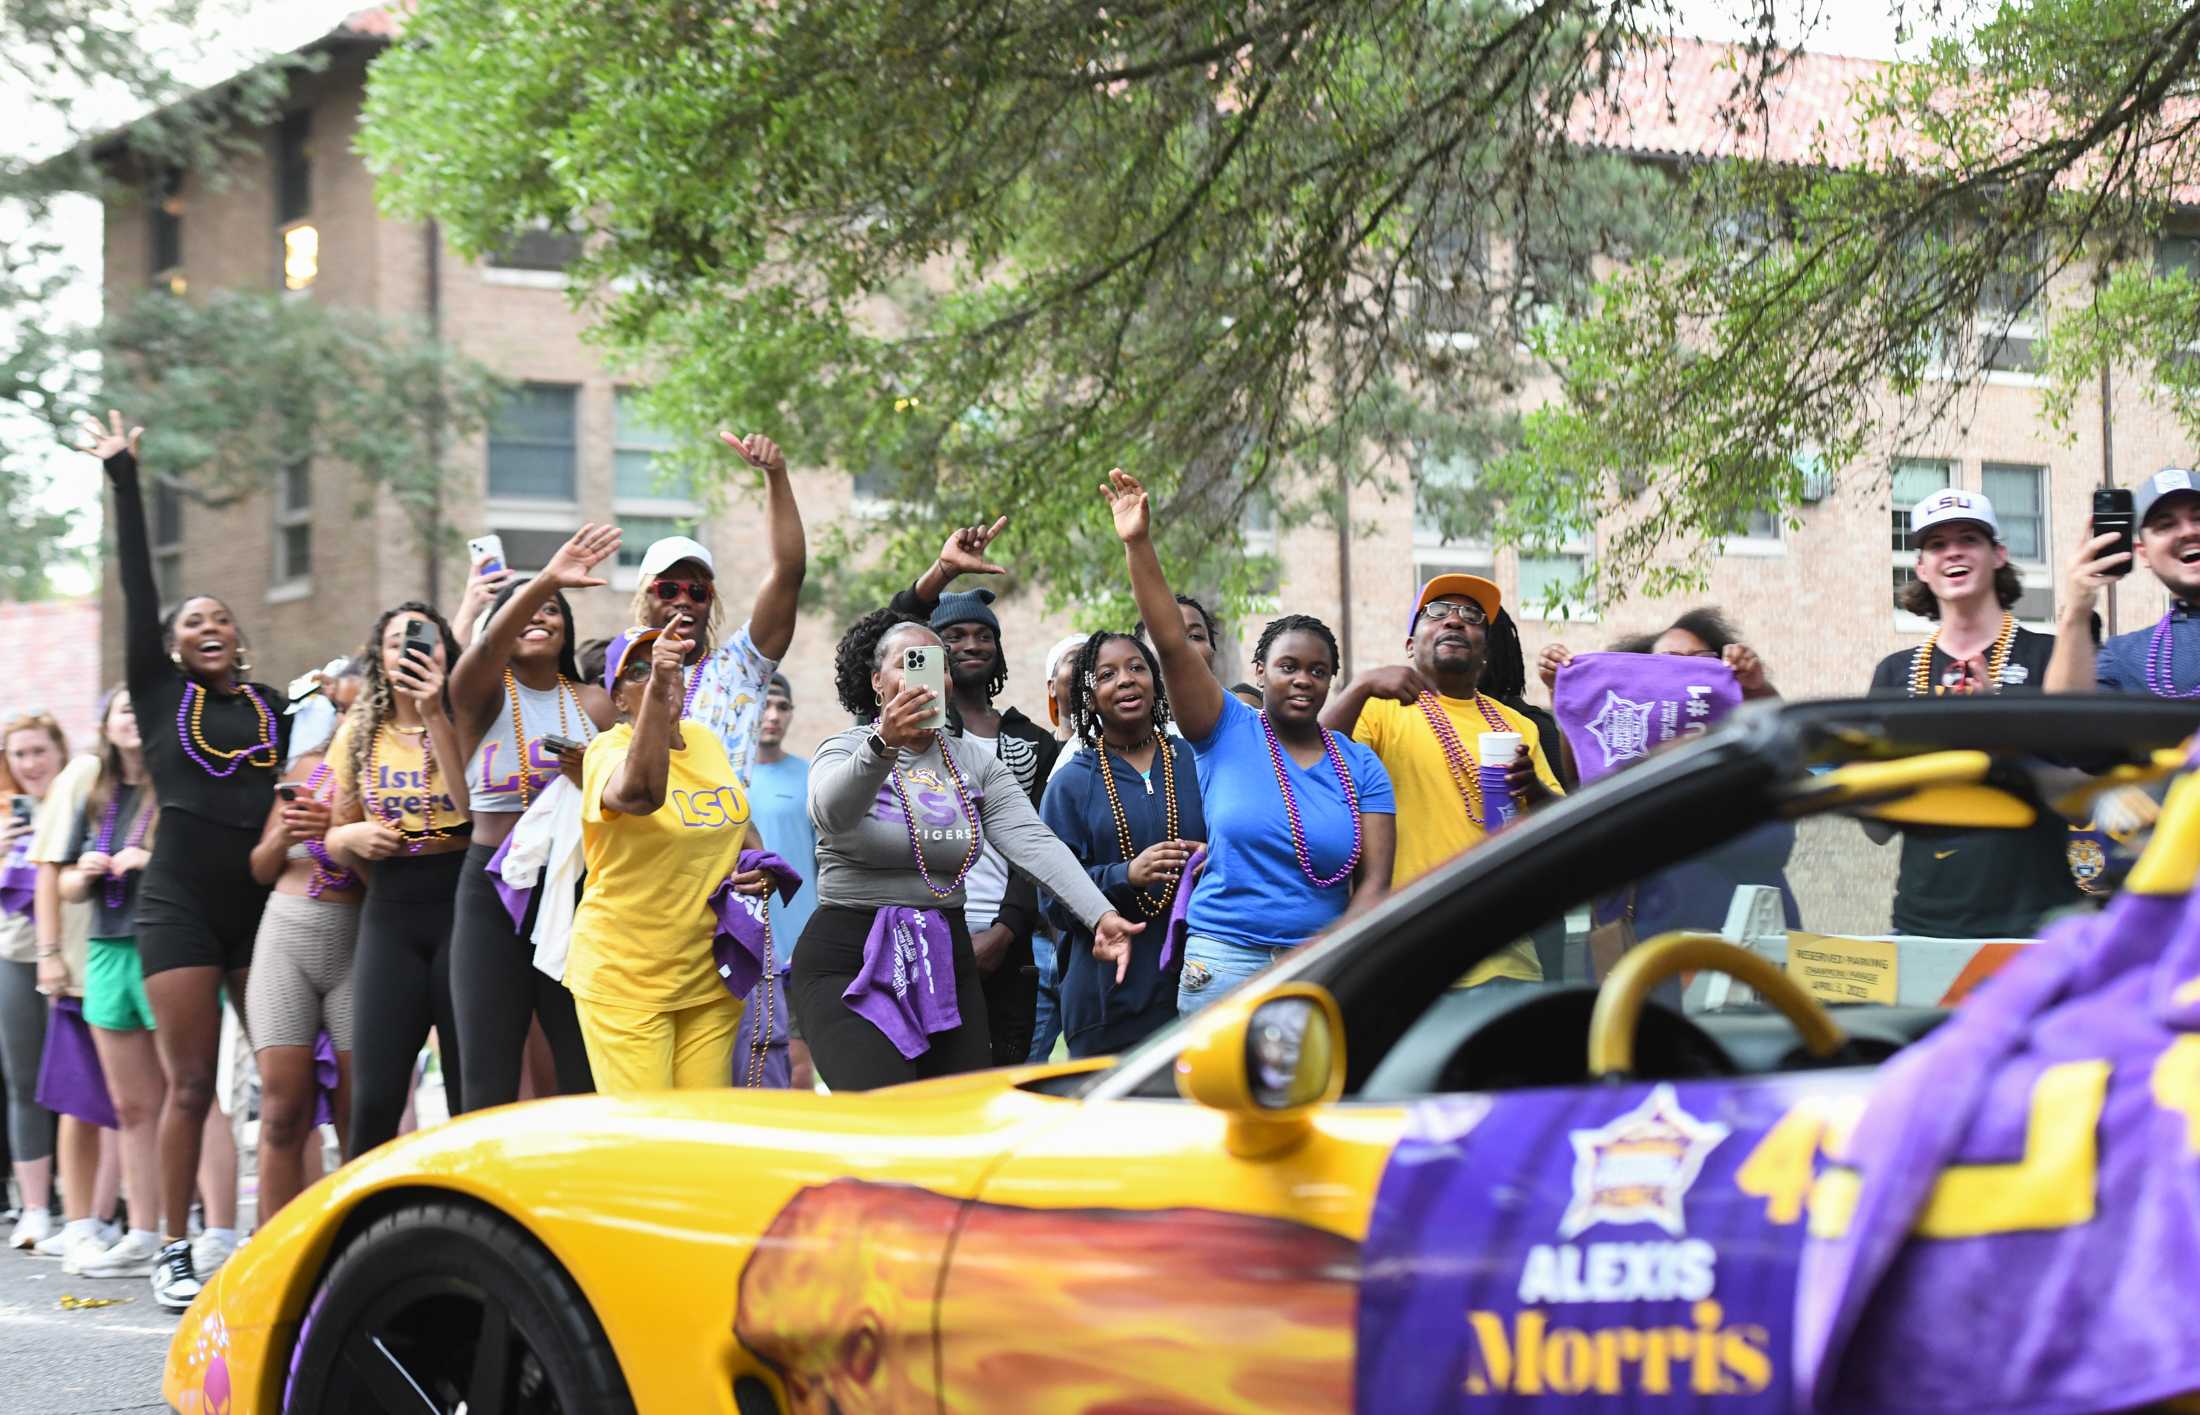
[365,722,461,855]
[2145,610,2200,699]
[743,904,776,1088]
[296,764,357,898]
[1259,711,1363,889]
[1099,737,1182,918]
[1416,691,1516,831]
[502,669,577,810]
[176,681,278,778]
[889,730,984,899]
[1908,613,2016,698]
[89,784,152,911]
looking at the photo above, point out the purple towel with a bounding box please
[0,855,35,918]
[35,997,117,1130]
[1552,652,1743,785]
[708,849,804,1000]
[1162,846,1209,970]
[486,833,531,931]
[1795,864,2200,1414]
[311,1030,339,1129]
[842,906,959,1060]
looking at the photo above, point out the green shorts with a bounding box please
[84,937,156,1032]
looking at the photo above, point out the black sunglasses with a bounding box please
[651,579,713,604]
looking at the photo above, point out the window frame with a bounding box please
[485,382,582,506]
[1891,457,1955,632]
[150,479,185,613]
[610,387,702,589]
[149,168,183,289]
[1981,461,2054,628]
[1512,545,1596,623]
[270,459,312,597]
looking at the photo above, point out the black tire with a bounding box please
[283,1200,634,1415]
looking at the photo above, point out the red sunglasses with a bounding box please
[651,579,713,605]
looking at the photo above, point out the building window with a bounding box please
[282,223,319,292]
[479,528,571,576]
[272,459,311,586]
[1978,233,2045,374]
[490,224,585,274]
[275,111,311,224]
[613,389,682,501]
[2160,233,2200,281]
[151,480,184,607]
[1516,550,1593,620]
[149,168,183,287]
[1890,458,1953,550]
[616,515,701,570]
[487,383,580,502]
[1982,461,2053,623]
[1413,446,1496,588]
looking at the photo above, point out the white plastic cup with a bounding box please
[1476,730,1523,769]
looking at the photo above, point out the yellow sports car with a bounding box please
[166,697,2200,1414]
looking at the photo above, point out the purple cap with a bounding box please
[602,626,663,693]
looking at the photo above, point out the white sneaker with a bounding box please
[61,1226,123,1275]
[150,1239,201,1310]
[7,1207,52,1250]
[76,1230,162,1279]
[191,1230,236,1280]
[32,1224,76,1259]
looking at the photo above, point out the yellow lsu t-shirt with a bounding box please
[327,719,470,837]
[568,722,750,1010]
[1352,693,1565,984]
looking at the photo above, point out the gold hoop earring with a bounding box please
[169,651,184,669]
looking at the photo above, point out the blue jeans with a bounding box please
[1176,935,1296,1017]
[1026,935,1064,1063]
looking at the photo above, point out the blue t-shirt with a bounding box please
[1184,692,1395,951]
[2098,602,2200,695]
[747,753,819,962]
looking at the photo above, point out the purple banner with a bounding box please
[1358,1071,1869,1411]
[1554,654,1744,784]
[35,997,116,1130]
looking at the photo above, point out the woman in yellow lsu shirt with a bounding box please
[570,618,768,1094]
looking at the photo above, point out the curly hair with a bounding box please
[1136,593,1218,651]
[1664,607,1743,654]
[1899,565,2025,620]
[1252,614,1340,672]
[344,601,462,803]
[1067,632,1173,749]
[834,607,932,722]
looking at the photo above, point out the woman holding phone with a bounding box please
[323,603,470,1155]
[1,710,67,1252]
[792,609,1146,1090]
[444,527,621,1112]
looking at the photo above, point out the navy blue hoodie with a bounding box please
[1038,738,1208,1057]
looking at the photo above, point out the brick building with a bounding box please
[2,599,104,753]
[93,18,2198,760]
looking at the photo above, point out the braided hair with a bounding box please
[344,601,462,801]
[1481,610,1529,702]
[1066,632,1174,749]
[1252,614,1340,672]
[834,607,930,722]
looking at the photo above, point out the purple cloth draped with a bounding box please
[842,906,959,1060]
[486,833,531,931]
[35,998,117,1129]
[1162,847,1209,970]
[707,849,803,1001]
[311,1030,338,1129]
[0,856,36,918]
[1795,874,2200,1414]
[1552,652,1744,785]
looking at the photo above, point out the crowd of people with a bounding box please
[5,408,2198,1313]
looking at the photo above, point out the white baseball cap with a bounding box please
[1906,489,2000,547]
[635,535,715,581]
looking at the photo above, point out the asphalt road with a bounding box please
[0,1245,177,1414]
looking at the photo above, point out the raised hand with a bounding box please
[2062,526,2130,613]
[876,683,938,753]
[1101,468,1151,543]
[938,517,1009,579]
[389,649,447,718]
[720,430,788,478]
[1723,642,1771,697]
[1537,643,1573,692]
[541,523,622,592]
[1091,910,1147,984]
[75,409,142,463]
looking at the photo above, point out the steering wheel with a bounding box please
[1587,931,1847,1078]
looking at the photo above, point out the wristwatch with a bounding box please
[866,729,891,759]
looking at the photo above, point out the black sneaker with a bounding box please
[151,1239,202,1312]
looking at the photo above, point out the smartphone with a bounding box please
[8,795,31,827]
[276,783,302,803]
[401,617,439,664]
[540,733,586,757]
[903,646,948,731]
[2092,488,2136,578]
[466,534,506,577]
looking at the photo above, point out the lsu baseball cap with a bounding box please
[635,535,716,582]
[1906,489,2000,547]
[2136,468,2200,525]
[602,626,663,692]
[1409,573,1501,633]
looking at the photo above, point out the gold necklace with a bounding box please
[1097,738,1181,918]
[1909,613,2016,697]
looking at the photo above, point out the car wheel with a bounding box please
[284,1200,634,1415]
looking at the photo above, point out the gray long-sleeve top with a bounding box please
[808,726,1115,927]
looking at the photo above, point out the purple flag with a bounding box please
[1162,846,1209,971]
[0,854,35,918]
[707,849,804,1001]
[486,832,531,932]
[842,906,959,1060]
[35,997,117,1130]
[1554,653,1744,785]
[1795,870,2200,1414]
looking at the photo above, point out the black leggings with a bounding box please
[449,841,592,1113]
[136,815,269,976]
[789,905,992,1091]
[349,851,465,1155]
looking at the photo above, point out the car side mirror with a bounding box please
[1174,983,1346,1158]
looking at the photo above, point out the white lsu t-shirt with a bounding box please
[959,732,1010,932]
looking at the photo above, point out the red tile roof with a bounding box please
[1574,38,1890,166]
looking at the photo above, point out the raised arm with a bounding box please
[600,619,691,816]
[718,432,807,661]
[1102,468,1225,739]
[806,683,938,835]
[77,412,164,690]
[448,523,621,719]
[894,517,1011,618]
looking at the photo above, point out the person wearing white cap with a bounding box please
[2046,468,2200,695]
[1867,488,2078,938]
[625,431,806,784]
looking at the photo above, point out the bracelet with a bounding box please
[35,949,61,960]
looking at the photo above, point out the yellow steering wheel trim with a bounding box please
[1588,931,1847,1077]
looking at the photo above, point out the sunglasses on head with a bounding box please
[651,579,712,605]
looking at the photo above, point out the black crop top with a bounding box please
[108,450,291,830]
